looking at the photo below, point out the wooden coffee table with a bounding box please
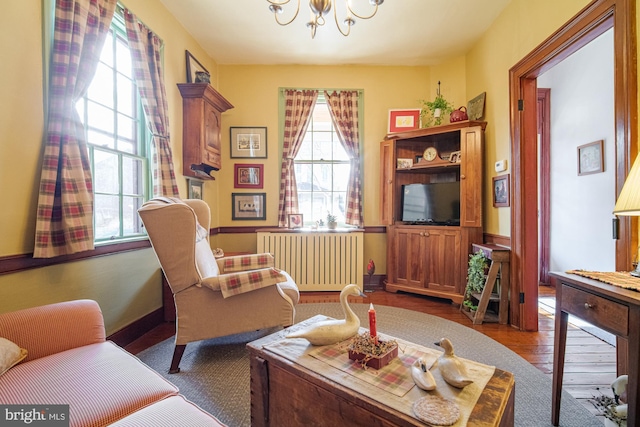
[247,316,514,427]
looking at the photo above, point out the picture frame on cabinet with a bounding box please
[230,127,267,158]
[397,158,413,169]
[288,214,303,229]
[467,92,486,120]
[185,50,209,83]
[388,109,421,133]
[577,140,604,176]
[232,193,266,220]
[492,175,510,207]
[234,163,263,189]
[187,178,203,200]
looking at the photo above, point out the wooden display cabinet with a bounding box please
[381,121,486,303]
[177,83,233,179]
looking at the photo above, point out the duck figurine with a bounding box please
[411,357,437,391]
[286,284,365,345]
[433,338,474,388]
[608,375,628,427]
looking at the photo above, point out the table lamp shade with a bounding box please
[613,154,640,216]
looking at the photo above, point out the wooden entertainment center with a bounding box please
[381,121,486,303]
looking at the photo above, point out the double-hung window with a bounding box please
[75,11,149,242]
[294,96,350,226]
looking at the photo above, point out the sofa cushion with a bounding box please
[0,337,27,376]
[109,395,226,426]
[0,341,178,427]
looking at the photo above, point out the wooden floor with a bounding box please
[125,285,615,422]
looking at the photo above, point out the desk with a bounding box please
[550,271,640,426]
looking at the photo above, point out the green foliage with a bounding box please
[326,212,337,223]
[465,250,489,298]
[463,299,478,311]
[420,94,454,127]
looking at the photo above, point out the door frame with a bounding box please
[537,88,551,287]
[509,0,637,331]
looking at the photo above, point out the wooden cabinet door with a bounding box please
[203,102,221,169]
[424,228,462,293]
[460,126,484,227]
[391,226,425,288]
[380,140,395,225]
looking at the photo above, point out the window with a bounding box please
[294,98,350,226]
[75,12,149,242]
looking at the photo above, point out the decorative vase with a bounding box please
[328,221,338,229]
[433,108,442,118]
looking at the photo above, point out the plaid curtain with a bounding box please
[325,91,363,226]
[124,9,179,197]
[277,90,318,226]
[33,0,117,258]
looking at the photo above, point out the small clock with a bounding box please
[423,147,438,162]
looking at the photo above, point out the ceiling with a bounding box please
[159,0,512,66]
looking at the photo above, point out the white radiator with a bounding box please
[257,231,364,291]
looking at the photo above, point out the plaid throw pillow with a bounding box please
[218,268,286,298]
[221,253,274,273]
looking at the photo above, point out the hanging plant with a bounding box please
[420,81,454,127]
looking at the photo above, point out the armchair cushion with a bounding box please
[218,253,275,273]
[195,223,219,279]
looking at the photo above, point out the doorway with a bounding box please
[509,0,637,331]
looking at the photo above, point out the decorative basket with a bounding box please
[348,341,398,369]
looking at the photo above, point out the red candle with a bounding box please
[368,303,377,339]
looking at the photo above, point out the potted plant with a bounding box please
[420,82,454,127]
[326,212,338,229]
[464,251,489,302]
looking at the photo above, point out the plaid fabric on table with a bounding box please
[217,268,286,298]
[309,338,428,397]
[220,253,275,273]
[567,270,640,291]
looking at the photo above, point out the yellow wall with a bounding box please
[214,64,439,272]
[0,0,222,334]
[0,0,622,332]
[466,0,593,236]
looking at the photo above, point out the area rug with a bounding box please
[137,303,602,427]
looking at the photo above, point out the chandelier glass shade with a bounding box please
[267,0,384,38]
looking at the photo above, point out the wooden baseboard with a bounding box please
[107,307,164,348]
[363,274,386,291]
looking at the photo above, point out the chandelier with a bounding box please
[266,0,384,39]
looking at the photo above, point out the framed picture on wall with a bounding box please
[492,174,510,207]
[234,164,263,189]
[187,178,203,200]
[230,127,267,158]
[577,140,604,175]
[185,50,209,83]
[232,193,266,220]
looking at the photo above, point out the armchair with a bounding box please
[138,197,299,373]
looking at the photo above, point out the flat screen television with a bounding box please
[401,182,460,225]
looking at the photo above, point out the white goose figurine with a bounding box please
[411,357,437,391]
[433,338,473,388]
[286,284,365,345]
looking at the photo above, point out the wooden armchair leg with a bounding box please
[169,344,186,374]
